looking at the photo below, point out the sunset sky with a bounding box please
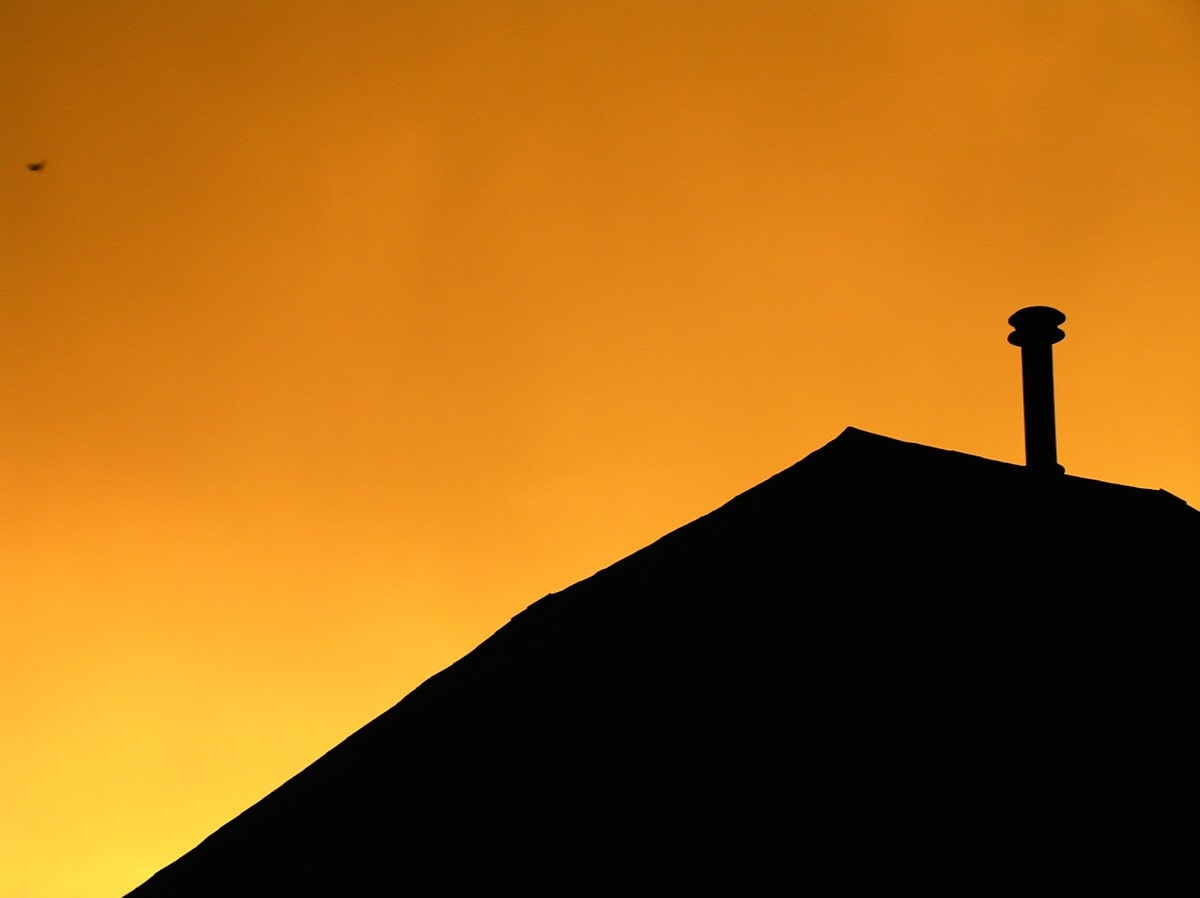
[3,2,1198,895]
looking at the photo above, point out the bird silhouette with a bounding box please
[27,160,46,171]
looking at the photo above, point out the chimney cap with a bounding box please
[1008,306,1066,347]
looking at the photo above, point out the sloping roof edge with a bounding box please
[124,425,1199,896]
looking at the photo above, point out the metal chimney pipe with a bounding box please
[1008,306,1066,474]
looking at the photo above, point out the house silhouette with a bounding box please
[125,424,1198,894]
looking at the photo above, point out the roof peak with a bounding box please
[818,425,1193,510]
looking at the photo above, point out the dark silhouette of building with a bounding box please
[125,423,1198,895]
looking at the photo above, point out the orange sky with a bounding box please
[2,2,1198,895]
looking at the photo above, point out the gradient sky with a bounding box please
[3,2,1198,895]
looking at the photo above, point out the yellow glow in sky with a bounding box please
[2,2,1198,895]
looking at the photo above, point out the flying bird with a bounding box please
[27,160,46,171]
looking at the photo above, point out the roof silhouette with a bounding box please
[126,427,1198,894]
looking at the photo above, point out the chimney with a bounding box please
[1008,306,1066,474]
